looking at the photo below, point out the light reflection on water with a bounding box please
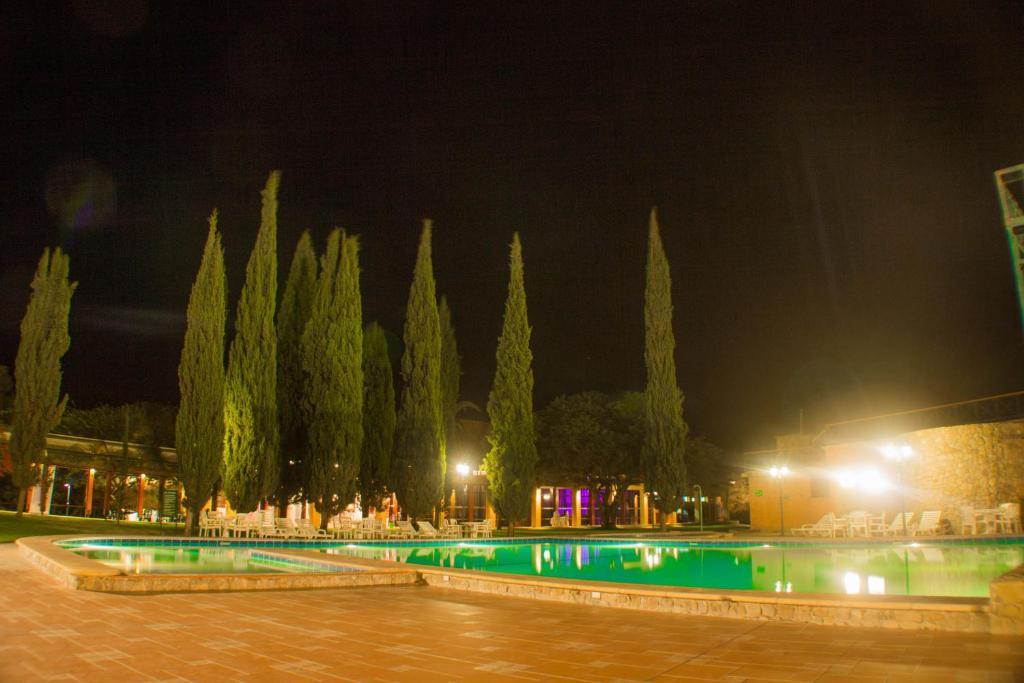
[324,541,1024,597]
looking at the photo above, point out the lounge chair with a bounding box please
[884,512,914,536]
[912,510,942,536]
[416,520,457,538]
[394,519,418,538]
[791,513,833,536]
[293,518,329,539]
[198,509,225,537]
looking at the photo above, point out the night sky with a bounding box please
[3,1,1024,452]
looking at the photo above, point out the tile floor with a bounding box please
[1,545,1022,682]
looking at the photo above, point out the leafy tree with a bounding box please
[536,391,643,528]
[642,209,688,529]
[484,233,538,535]
[394,221,443,521]
[301,229,363,528]
[10,248,76,516]
[176,212,227,536]
[438,295,461,458]
[223,171,281,512]
[276,230,317,507]
[359,322,395,515]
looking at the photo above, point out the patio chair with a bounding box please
[443,518,463,538]
[912,510,942,536]
[329,517,356,539]
[846,511,870,537]
[198,509,225,537]
[998,503,1021,534]
[477,518,494,538]
[867,512,887,537]
[959,507,979,535]
[791,513,833,536]
[884,512,914,536]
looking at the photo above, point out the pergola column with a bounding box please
[84,469,95,517]
[640,489,650,527]
[572,488,582,527]
[467,485,476,522]
[136,474,146,518]
[531,488,542,527]
[43,465,56,514]
[102,473,112,517]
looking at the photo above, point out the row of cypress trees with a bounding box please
[173,177,520,533]
[6,178,685,536]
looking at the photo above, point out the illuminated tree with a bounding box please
[359,322,395,515]
[10,248,76,516]
[301,229,363,528]
[394,221,444,521]
[484,233,538,535]
[176,213,226,536]
[439,295,461,456]
[276,230,317,506]
[642,208,688,528]
[223,171,281,512]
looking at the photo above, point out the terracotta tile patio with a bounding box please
[1,545,1022,682]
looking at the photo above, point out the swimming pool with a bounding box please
[60,541,354,575]
[325,539,1024,598]
[58,537,1024,596]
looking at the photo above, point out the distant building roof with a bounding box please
[815,390,1024,445]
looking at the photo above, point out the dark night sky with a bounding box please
[2,1,1023,452]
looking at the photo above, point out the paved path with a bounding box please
[1,545,1022,682]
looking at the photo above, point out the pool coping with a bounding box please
[16,534,1024,634]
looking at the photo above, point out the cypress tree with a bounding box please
[301,229,363,528]
[359,322,395,516]
[176,212,227,536]
[439,295,461,457]
[223,171,281,512]
[484,233,538,536]
[277,230,317,506]
[642,208,689,528]
[394,221,443,521]
[10,248,76,516]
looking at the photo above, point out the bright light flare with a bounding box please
[834,468,891,493]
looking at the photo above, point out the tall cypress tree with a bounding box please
[301,229,363,528]
[223,171,281,512]
[176,212,227,536]
[394,221,443,521]
[10,248,76,516]
[359,322,395,516]
[642,208,688,528]
[438,295,461,457]
[484,233,538,536]
[277,230,317,506]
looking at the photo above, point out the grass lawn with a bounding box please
[0,510,183,543]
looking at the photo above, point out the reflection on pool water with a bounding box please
[325,540,1024,598]
[71,546,309,574]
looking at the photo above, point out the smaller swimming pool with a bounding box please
[61,541,353,575]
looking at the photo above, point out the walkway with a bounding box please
[1,545,1022,682]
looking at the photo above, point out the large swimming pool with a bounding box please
[324,538,1024,598]
[60,537,1024,598]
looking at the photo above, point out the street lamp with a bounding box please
[769,466,790,536]
[693,484,704,532]
[63,483,72,516]
[882,444,913,537]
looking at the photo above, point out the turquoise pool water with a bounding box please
[66,545,330,574]
[325,539,1024,598]
[59,538,1024,596]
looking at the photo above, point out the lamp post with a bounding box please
[769,466,790,536]
[882,444,913,537]
[455,463,470,520]
[63,483,72,516]
[693,484,704,532]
